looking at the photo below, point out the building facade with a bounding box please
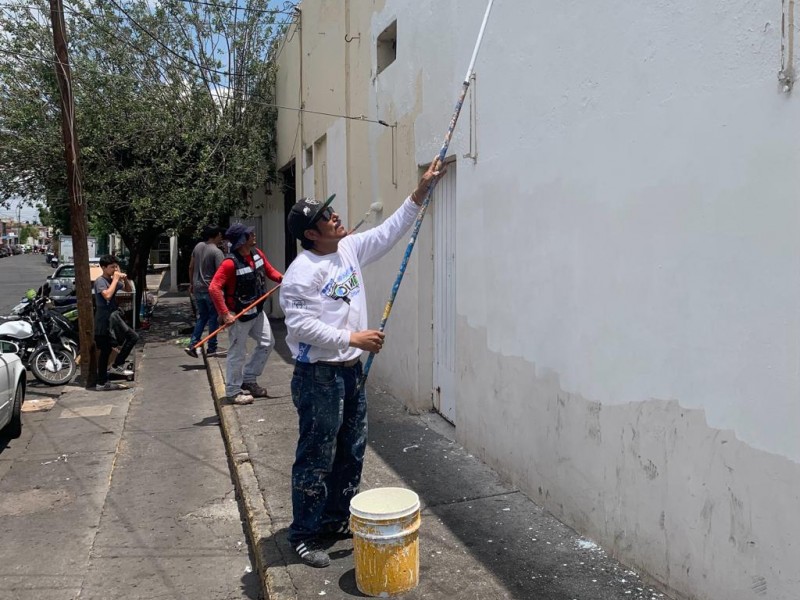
[258,2,800,599]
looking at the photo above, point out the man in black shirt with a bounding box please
[94,255,137,390]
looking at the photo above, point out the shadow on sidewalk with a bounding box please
[210,309,663,599]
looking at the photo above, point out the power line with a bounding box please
[179,0,295,16]
[0,1,289,80]
[102,0,207,78]
[103,0,280,81]
[269,10,296,65]
[0,0,296,95]
[0,46,392,126]
[74,4,386,125]
[0,0,296,16]
[0,2,226,25]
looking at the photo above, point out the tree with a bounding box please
[19,224,39,244]
[0,0,283,313]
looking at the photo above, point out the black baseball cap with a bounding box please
[286,194,336,241]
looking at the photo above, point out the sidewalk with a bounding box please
[206,319,673,600]
[0,293,259,600]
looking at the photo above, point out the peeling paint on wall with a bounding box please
[458,318,800,600]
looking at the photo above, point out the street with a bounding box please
[0,253,70,406]
[0,252,54,315]
[0,264,259,600]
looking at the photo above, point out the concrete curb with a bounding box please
[204,354,296,600]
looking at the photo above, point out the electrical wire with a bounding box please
[268,10,296,65]
[103,0,277,81]
[0,1,289,80]
[179,0,295,16]
[0,46,392,125]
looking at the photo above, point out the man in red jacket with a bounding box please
[209,224,283,405]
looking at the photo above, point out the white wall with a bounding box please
[254,186,286,317]
[326,119,349,227]
[372,1,800,599]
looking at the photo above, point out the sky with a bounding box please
[0,201,40,224]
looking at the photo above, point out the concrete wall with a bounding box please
[246,187,284,317]
[273,1,800,599]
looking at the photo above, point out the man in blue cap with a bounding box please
[209,224,283,405]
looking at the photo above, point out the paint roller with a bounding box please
[348,202,383,234]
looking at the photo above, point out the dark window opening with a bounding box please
[377,20,397,75]
[281,162,298,268]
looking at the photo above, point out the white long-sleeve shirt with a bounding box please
[280,196,419,363]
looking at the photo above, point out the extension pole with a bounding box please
[356,0,495,394]
[192,284,282,350]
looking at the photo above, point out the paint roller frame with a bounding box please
[348,201,384,234]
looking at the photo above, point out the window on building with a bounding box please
[377,20,397,75]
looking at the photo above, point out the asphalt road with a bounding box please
[0,252,69,399]
[0,252,55,315]
[0,275,257,599]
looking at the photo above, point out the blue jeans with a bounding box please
[288,360,367,544]
[190,292,218,352]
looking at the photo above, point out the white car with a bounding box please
[0,341,26,437]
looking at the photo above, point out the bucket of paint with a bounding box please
[350,487,421,597]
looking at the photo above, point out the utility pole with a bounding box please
[49,0,96,386]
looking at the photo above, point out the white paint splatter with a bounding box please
[576,538,599,551]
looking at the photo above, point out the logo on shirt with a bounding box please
[321,269,361,305]
[297,342,312,362]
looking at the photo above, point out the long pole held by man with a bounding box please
[278,161,444,568]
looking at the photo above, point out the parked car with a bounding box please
[0,340,26,437]
[0,246,10,258]
[46,264,78,299]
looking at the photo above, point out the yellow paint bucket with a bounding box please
[350,487,421,597]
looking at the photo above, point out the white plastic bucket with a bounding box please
[350,487,421,597]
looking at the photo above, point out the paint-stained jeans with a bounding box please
[224,311,274,397]
[288,360,367,544]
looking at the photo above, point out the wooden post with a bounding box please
[49,0,96,386]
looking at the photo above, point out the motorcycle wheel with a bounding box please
[30,346,77,386]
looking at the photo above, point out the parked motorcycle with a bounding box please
[12,292,79,353]
[0,291,77,385]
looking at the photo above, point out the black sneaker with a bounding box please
[184,346,198,358]
[108,364,134,377]
[294,539,330,568]
[322,522,352,539]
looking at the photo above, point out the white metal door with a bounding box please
[433,162,457,424]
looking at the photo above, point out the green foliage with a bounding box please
[0,0,281,246]
[19,224,39,243]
